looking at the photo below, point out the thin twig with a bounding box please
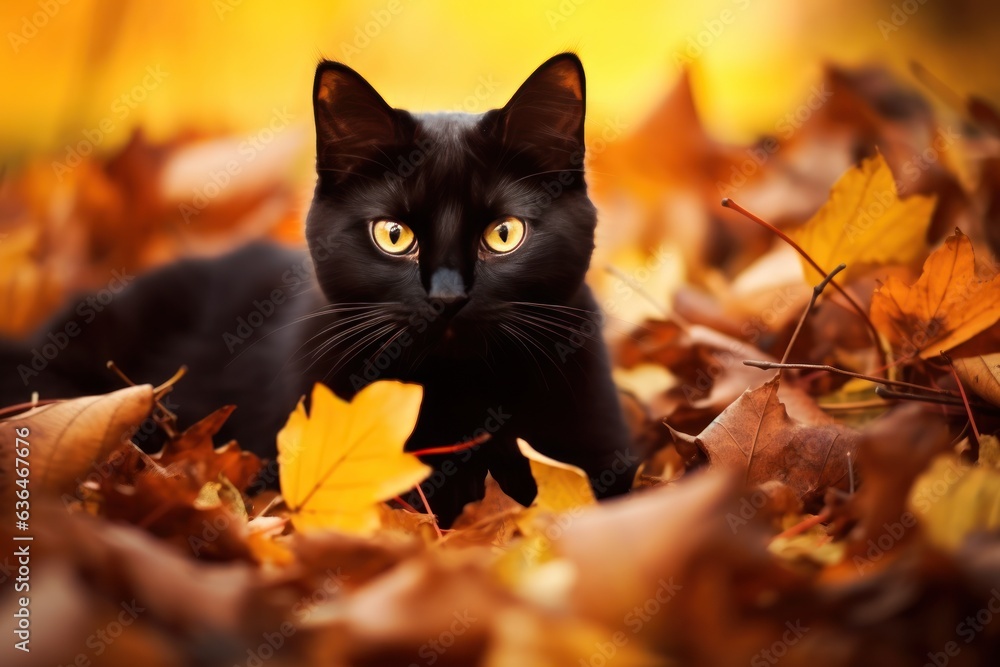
[946,354,981,457]
[780,263,847,365]
[874,385,998,412]
[721,198,887,372]
[0,398,63,419]
[413,483,443,539]
[847,451,855,495]
[744,360,956,396]
[819,400,894,411]
[107,361,185,438]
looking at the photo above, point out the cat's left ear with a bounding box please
[494,53,586,154]
[312,60,410,178]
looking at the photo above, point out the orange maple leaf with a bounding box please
[870,229,1000,359]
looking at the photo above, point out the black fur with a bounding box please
[0,54,637,525]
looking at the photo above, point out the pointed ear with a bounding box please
[496,53,586,156]
[313,61,409,178]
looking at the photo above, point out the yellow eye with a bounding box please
[482,216,526,254]
[371,219,416,255]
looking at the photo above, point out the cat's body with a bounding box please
[0,54,637,524]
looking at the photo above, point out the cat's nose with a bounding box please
[428,268,468,306]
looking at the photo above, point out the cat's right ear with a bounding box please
[313,61,409,179]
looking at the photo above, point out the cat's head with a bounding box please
[305,54,597,365]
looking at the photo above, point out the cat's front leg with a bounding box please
[513,331,639,502]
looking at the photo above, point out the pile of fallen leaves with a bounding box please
[4,62,1000,666]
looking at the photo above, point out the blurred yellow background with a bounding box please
[2,0,999,337]
[2,0,999,162]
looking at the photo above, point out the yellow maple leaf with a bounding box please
[515,439,595,537]
[909,453,1000,550]
[870,229,1000,358]
[277,381,430,534]
[789,152,936,283]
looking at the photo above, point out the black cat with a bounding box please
[0,54,638,525]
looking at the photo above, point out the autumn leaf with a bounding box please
[448,475,523,548]
[908,454,1000,550]
[154,405,261,492]
[378,505,440,543]
[953,353,1000,407]
[668,376,860,509]
[277,381,430,535]
[0,385,153,497]
[517,438,596,513]
[870,229,1000,358]
[789,152,936,283]
[513,439,596,539]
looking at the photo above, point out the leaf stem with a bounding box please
[413,483,443,539]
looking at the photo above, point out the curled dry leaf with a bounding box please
[277,381,430,535]
[668,377,860,510]
[0,384,153,497]
[789,152,936,283]
[871,229,1000,358]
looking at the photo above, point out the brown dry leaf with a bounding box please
[789,152,936,283]
[98,446,253,561]
[289,530,422,590]
[448,474,524,548]
[0,384,153,497]
[668,377,860,509]
[154,405,262,492]
[304,555,503,666]
[618,319,831,435]
[870,229,1000,358]
[551,469,791,653]
[953,353,1000,407]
